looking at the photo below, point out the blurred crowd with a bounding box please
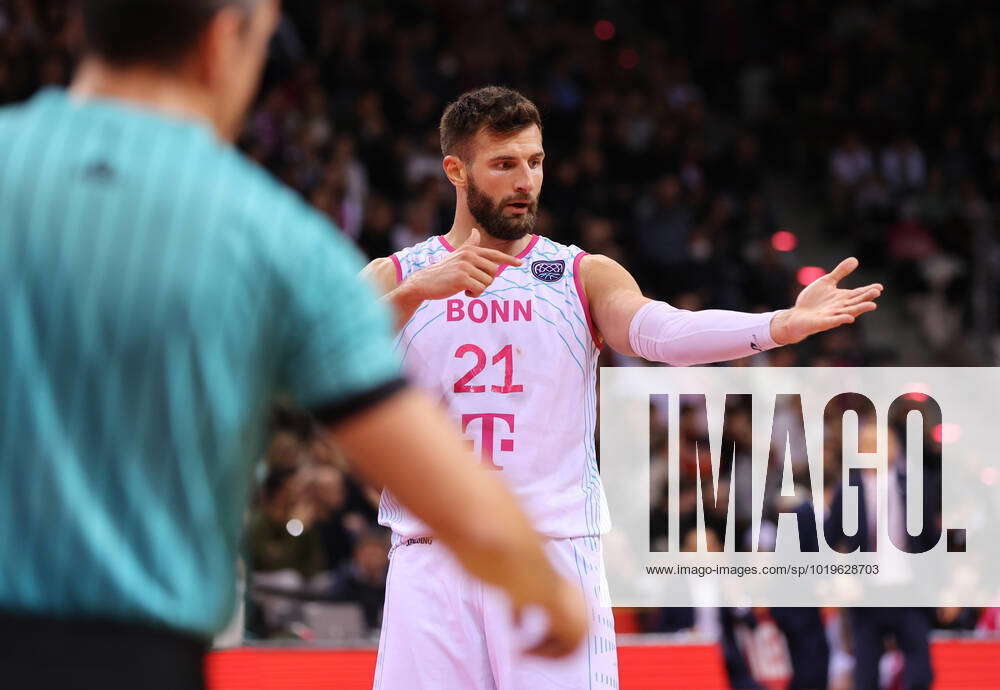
[244,406,388,641]
[812,3,1000,362]
[5,0,1000,685]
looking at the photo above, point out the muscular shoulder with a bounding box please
[361,256,400,295]
[578,254,640,299]
[578,253,623,274]
[578,253,650,353]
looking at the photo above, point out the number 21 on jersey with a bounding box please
[453,343,521,469]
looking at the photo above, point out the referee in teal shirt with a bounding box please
[0,1,586,687]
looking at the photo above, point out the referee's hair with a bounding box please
[79,0,261,68]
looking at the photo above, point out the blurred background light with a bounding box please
[594,19,616,41]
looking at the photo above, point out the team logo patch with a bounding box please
[531,259,565,282]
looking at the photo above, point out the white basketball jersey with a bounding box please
[378,234,611,540]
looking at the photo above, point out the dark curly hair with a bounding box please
[439,86,542,160]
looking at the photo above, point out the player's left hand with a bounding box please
[771,257,883,345]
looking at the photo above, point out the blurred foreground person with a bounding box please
[0,3,584,688]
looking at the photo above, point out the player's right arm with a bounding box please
[359,257,421,329]
[361,229,522,328]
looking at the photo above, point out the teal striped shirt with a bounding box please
[0,89,402,637]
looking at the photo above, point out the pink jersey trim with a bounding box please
[390,253,403,284]
[496,234,539,277]
[437,234,539,277]
[573,251,603,350]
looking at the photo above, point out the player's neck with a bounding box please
[70,58,218,136]
[443,207,534,256]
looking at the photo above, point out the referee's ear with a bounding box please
[196,5,255,86]
[197,0,280,141]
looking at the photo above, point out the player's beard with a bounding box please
[466,174,538,241]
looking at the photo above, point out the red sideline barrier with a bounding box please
[615,645,729,689]
[206,645,727,690]
[206,640,1000,690]
[931,640,1000,689]
[208,649,376,690]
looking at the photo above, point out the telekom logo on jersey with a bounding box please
[461,413,514,471]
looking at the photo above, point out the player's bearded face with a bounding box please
[466,173,538,241]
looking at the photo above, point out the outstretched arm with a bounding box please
[582,254,882,365]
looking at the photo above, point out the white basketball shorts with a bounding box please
[372,535,619,689]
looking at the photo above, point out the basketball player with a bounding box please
[363,86,883,689]
[0,8,584,689]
